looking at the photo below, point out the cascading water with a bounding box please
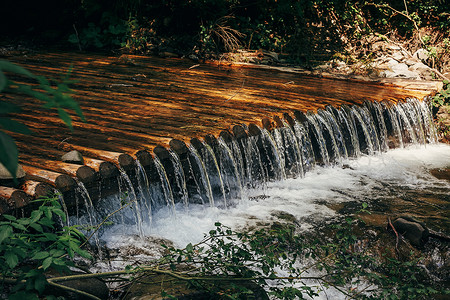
[71,98,447,259]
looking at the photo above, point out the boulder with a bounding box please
[404,57,420,66]
[62,150,84,164]
[413,48,430,62]
[381,62,420,79]
[409,62,432,79]
[0,163,26,187]
[392,216,429,247]
[391,51,404,62]
[0,163,26,179]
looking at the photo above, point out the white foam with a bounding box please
[103,143,450,249]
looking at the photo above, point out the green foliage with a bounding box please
[0,195,91,299]
[432,80,450,107]
[0,60,84,179]
[69,12,130,50]
[157,215,446,299]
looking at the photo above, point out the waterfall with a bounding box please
[72,98,439,240]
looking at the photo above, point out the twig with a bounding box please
[188,64,200,69]
[225,79,245,102]
[72,24,82,52]
[108,84,133,87]
[387,217,400,257]
[47,279,100,300]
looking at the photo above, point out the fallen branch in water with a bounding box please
[226,79,245,101]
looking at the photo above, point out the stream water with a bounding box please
[100,143,449,249]
[68,97,449,298]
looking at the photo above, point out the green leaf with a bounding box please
[0,60,34,78]
[34,274,47,294]
[2,214,16,221]
[8,291,39,300]
[49,249,66,257]
[0,225,13,244]
[0,101,21,114]
[186,243,193,253]
[0,131,18,181]
[43,233,58,241]
[5,251,19,268]
[57,108,73,131]
[0,70,6,91]
[30,210,43,223]
[0,118,32,135]
[30,223,43,233]
[32,251,50,260]
[10,222,27,231]
[42,257,53,270]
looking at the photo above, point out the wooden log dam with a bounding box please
[0,52,438,214]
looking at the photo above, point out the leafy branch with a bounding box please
[0,60,85,180]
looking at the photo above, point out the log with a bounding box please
[22,180,54,199]
[134,150,153,167]
[18,155,98,184]
[0,186,32,213]
[21,165,76,193]
[83,157,118,179]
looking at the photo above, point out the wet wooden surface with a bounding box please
[1,52,433,199]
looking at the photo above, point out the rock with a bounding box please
[381,62,420,79]
[62,150,84,164]
[430,168,450,182]
[388,44,402,51]
[404,57,420,66]
[0,163,26,187]
[392,216,429,247]
[409,62,433,79]
[413,48,429,62]
[409,62,430,73]
[0,163,26,180]
[262,50,279,62]
[391,51,404,62]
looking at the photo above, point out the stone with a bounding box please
[388,44,401,51]
[391,51,404,62]
[62,150,84,164]
[413,48,430,62]
[404,57,420,66]
[409,62,430,73]
[381,62,420,79]
[392,217,429,247]
[409,62,433,79]
[0,163,26,180]
[0,164,26,188]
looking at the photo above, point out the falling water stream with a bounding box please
[70,98,449,298]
